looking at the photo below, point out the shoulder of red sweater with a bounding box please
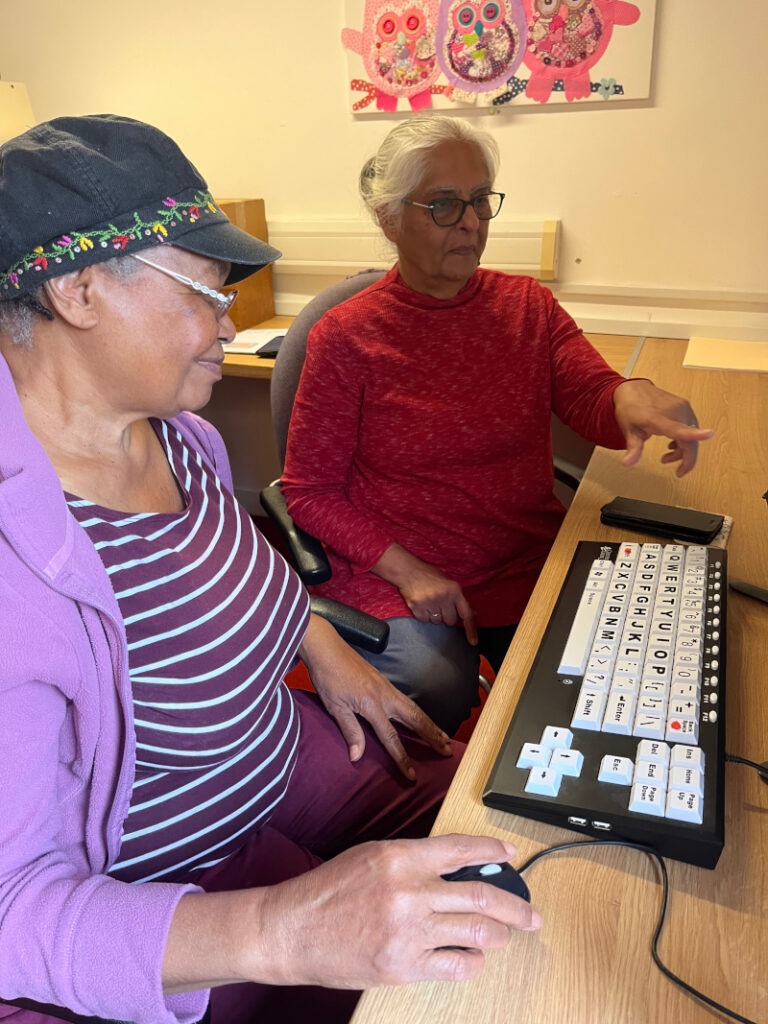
[478,268,553,298]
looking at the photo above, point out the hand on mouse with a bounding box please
[225,834,541,990]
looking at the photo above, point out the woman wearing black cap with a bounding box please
[0,115,539,1024]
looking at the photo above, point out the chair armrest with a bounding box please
[553,455,584,494]
[310,596,390,655]
[259,481,332,585]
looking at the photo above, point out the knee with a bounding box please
[403,641,480,736]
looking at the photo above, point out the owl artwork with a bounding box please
[342,1,442,111]
[521,0,640,103]
[436,0,527,93]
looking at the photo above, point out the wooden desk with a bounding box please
[352,338,768,1024]
[221,315,294,380]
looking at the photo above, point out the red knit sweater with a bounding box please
[282,267,628,627]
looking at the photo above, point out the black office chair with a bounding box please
[0,997,210,1024]
[260,269,584,659]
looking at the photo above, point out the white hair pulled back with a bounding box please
[359,114,500,228]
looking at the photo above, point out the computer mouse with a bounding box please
[441,862,531,903]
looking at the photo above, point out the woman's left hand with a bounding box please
[299,614,453,780]
[613,379,714,477]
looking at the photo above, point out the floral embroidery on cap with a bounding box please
[1,190,218,293]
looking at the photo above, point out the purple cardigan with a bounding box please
[0,354,217,1024]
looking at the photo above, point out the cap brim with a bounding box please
[172,219,281,285]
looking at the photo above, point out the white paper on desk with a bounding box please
[223,329,285,354]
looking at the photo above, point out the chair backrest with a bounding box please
[270,269,385,467]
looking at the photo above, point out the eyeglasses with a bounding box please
[402,191,505,227]
[131,254,237,320]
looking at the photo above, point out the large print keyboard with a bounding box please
[484,541,726,868]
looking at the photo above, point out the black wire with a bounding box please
[518,839,760,1024]
[725,753,768,779]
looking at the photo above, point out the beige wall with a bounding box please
[1,0,766,324]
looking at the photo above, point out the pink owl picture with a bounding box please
[342,0,443,111]
[436,0,527,93]
[521,0,641,103]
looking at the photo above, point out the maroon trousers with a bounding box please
[198,691,463,1024]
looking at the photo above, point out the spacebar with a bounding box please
[557,588,603,676]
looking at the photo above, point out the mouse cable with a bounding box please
[725,752,768,779]
[517,839,760,1024]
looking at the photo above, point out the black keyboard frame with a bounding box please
[483,541,726,869]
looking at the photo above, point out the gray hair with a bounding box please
[359,114,500,227]
[0,253,144,349]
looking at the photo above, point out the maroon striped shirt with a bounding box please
[67,418,310,883]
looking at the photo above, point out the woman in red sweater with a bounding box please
[282,115,713,736]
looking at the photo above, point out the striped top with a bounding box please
[66,418,310,884]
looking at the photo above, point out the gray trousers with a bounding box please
[356,617,517,736]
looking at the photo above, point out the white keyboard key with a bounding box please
[602,691,636,735]
[516,743,550,769]
[634,759,668,787]
[525,766,562,797]
[598,755,634,785]
[669,765,704,796]
[684,618,708,634]
[671,682,700,701]
[585,577,608,592]
[637,693,668,716]
[668,699,699,721]
[636,740,670,765]
[584,671,611,691]
[666,717,699,744]
[614,658,642,677]
[587,654,615,673]
[591,559,616,573]
[590,642,616,658]
[540,726,573,749]
[644,653,672,674]
[671,744,705,771]
[666,789,703,824]
[599,613,623,631]
[629,782,666,816]
[672,666,701,686]
[558,586,604,675]
[640,679,668,698]
[571,687,607,731]
[645,645,674,665]
[633,713,666,741]
[612,673,640,695]
[550,747,584,777]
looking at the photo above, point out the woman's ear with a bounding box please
[376,207,400,246]
[43,267,101,329]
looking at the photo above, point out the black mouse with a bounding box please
[441,862,531,902]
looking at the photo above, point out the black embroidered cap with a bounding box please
[0,113,281,300]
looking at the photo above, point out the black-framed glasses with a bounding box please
[402,191,505,227]
[131,254,237,320]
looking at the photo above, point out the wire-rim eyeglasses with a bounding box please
[131,253,237,320]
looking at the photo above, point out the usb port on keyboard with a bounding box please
[567,816,588,827]
[592,821,613,831]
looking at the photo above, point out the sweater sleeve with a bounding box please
[0,655,205,1024]
[542,286,631,450]
[281,312,394,572]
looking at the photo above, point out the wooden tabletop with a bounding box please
[221,315,293,379]
[352,338,768,1024]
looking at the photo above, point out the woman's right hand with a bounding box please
[372,543,478,645]
[246,834,541,989]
